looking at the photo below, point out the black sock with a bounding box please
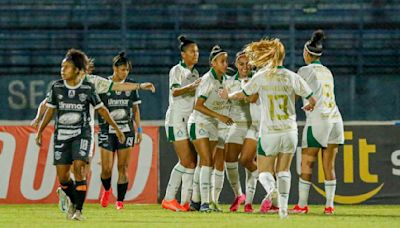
[117,182,128,202]
[60,180,76,205]
[75,180,87,211]
[101,177,112,191]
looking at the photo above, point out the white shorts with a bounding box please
[166,121,189,142]
[258,131,298,157]
[217,122,229,149]
[226,124,249,145]
[188,121,218,142]
[302,121,344,148]
[245,125,259,141]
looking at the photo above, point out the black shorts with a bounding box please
[53,136,91,165]
[98,131,135,152]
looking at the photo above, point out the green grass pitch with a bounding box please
[1,204,399,227]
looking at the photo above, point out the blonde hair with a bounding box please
[244,38,285,69]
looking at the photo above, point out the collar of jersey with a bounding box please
[277,66,285,69]
[108,75,125,83]
[234,72,252,81]
[311,60,322,65]
[211,67,226,83]
[64,79,83,89]
[180,60,196,73]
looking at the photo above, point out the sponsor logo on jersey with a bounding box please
[110,109,127,120]
[59,102,84,111]
[68,90,75,98]
[58,113,82,125]
[108,98,129,107]
[79,93,87,102]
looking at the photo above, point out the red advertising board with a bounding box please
[0,125,159,204]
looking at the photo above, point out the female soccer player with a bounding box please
[35,49,125,221]
[162,35,201,212]
[98,52,143,210]
[292,30,344,215]
[223,51,257,213]
[187,45,233,212]
[224,39,316,218]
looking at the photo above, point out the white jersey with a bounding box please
[225,73,251,126]
[298,61,342,124]
[242,66,313,134]
[250,96,261,127]
[188,68,229,125]
[165,61,199,125]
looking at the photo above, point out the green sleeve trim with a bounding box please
[305,92,313,99]
[170,83,181,89]
[199,95,208,100]
[242,89,250,97]
[108,81,114,92]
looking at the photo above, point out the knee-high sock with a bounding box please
[164,163,185,201]
[200,166,212,204]
[117,182,128,202]
[324,179,336,208]
[212,169,224,203]
[191,166,201,203]
[298,178,311,207]
[258,172,275,195]
[225,162,243,197]
[245,169,258,205]
[277,171,291,212]
[60,180,76,205]
[181,168,194,204]
[75,180,87,211]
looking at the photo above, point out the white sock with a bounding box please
[225,162,243,197]
[298,178,311,207]
[212,169,224,203]
[258,172,276,195]
[200,166,212,204]
[272,180,278,207]
[181,168,195,204]
[191,166,201,203]
[210,170,214,202]
[277,171,291,212]
[325,179,336,208]
[245,169,258,205]
[164,163,185,201]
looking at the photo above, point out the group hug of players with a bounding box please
[32,28,343,221]
[161,29,344,219]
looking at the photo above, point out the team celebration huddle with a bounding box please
[162,29,343,219]
[32,29,343,220]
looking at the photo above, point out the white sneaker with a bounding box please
[72,210,85,221]
[66,197,76,220]
[56,187,68,213]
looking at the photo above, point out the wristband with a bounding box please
[137,127,143,133]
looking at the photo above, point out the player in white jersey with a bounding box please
[220,51,258,213]
[31,53,155,213]
[292,30,344,215]
[188,45,233,212]
[162,36,201,212]
[225,39,316,218]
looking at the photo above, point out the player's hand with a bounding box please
[218,88,229,100]
[218,115,234,126]
[139,82,156,93]
[116,130,126,144]
[302,97,317,112]
[189,79,201,91]
[35,133,42,146]
[30,118,40,128]
[135,132,142,144]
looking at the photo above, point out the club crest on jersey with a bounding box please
[115,91,122,95]
[199,128,206,136]
[54,151,62,160]
[177,130,183,137]
[57,94,63,100]
[79,150,86,157]
[125,91,131,97]
[79,93,87,102]
[68,90,75,98]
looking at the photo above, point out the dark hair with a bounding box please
[305,30,325,56]
[178,35,196,52]
[209,45,227,63]
[113,51,132,70]
[64,48,90,72]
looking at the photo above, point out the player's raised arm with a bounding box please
[112,81,156,93]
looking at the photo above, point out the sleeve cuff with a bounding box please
[170,83,181,89]
[133,100,142,105]
[94,102,104,110]
[199,95,208,100]
[305,92,313,99]
[46,103,56,108]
